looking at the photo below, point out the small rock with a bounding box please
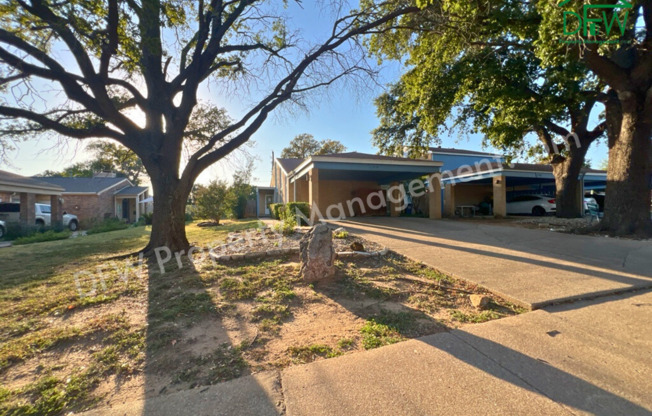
[469,294,490,309]
[350,241,365,252]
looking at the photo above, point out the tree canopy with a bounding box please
[0,0,418,251]
[369,0,610,217]
[281,133,347,158]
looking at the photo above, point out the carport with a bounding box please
[285,152,443,220]
[0,170,64,226]
[442,162,607,217]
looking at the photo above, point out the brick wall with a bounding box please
[62,182,127,226]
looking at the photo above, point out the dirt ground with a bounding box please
[0,230,523,414]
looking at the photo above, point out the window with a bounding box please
[39,204,51,214]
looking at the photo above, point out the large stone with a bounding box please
[300,224,336,282]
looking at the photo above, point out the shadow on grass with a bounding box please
[142,256,279,415]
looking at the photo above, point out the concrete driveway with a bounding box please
[334,217,652,309]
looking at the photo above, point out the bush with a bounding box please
[3,222,41,240]
[271,202,310,225]
[13,229,71,245]
[86,218,130,235]
[140,212,153,225]
[286,202,310,225]
[272,205,297,235]
[193,180,229,224]
[269,203,283,220]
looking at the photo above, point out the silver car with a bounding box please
[0,219,5,239]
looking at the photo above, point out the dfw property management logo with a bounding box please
[559,0,632,44]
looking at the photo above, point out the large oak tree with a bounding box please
[536,0,652,235]
[0,0,417,252]
[369,0,607,218]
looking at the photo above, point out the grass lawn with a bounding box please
[0,220,523,415]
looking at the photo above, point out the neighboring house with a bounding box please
[267,147,608,220]
[36,174,150,224]
[426,148,607,217]
[270,151,443,219]
[0,170,65,226]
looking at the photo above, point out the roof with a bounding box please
[429,147,502,157]
[36,176,130,194]
[314,151,434,162]
[114,186,148,196]
[276,158,304,173]
[448,161,606,178]
[0,170,64,194]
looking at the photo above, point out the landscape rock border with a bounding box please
[208,247,389,263]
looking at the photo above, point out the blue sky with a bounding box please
[2,3,609,187]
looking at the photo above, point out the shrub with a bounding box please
[140,212,153,225]
[285,202,310,225]
[269,203,283,220]
[3,222,41,240]
[193,180,230,224]
[13,230,71,245]
[86,218,129,235]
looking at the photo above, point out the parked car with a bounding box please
[506,194,556,216]
[0,219,5,239]
[0,202,79,231]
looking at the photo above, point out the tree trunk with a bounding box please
[601,91,652,236]
[551,144,588,218]
[146,175,191,254]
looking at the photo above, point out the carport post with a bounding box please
[19,192,35,226]
[493,176,507,218]
[389,181,402,217]
[309,168,320,222]
[444,184,456,217]
[428,174,442,219]
[50,195,63,229]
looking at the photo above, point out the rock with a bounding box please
[300,224,336,283]
[350,241,365,252]
[333,227,347,234]
[469,294,490,310]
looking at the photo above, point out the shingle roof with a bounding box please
[429,147,501,157]
[114,186,148,196]
[314,151,433,162]
[0,170,64,192]
[276,158,304,173]
[35,176,130,194]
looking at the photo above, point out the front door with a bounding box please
[122,199,130,221]
[264,195,273,215]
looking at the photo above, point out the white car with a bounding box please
[0,203,79,231]
[506,194,556,216]
[0,219,5,239]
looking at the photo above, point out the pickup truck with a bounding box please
[0,203,79,231]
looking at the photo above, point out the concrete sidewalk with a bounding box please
[334,217,652,309]
[282,290,652,415]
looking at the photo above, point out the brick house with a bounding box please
[36,174,150,225]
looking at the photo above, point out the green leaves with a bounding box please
[369,0,601,158]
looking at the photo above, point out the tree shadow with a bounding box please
[141,255,280,415]
[309,265,649,415]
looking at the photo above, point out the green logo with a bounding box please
[559,0,632,43]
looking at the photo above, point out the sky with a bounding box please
[1,3,609,188]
